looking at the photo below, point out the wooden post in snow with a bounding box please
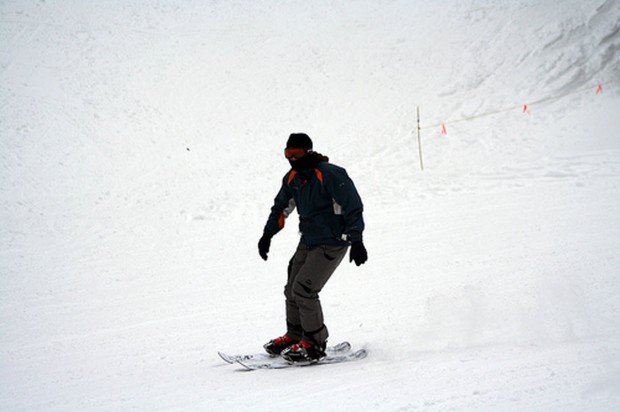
[416,106,424,171]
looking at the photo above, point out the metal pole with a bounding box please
[416,106,424,171]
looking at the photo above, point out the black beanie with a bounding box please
[286,133,313,150]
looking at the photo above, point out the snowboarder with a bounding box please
[258,133,367,363]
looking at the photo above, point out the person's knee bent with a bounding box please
[292,280,317,300]
[284,283,295,302]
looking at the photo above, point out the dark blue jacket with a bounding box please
[264,162,364,247]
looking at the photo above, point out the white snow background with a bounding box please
[1,0,620,410]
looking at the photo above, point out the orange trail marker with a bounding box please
[441,123,447,135]
[596,84,603,94]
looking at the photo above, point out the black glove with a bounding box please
[349,241,367,266]
[258,234,272,261]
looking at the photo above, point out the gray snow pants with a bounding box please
[284,242,348,346]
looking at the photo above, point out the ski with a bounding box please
[218,341,351,364]
[236,348,367,371]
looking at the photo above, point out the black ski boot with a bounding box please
[281,339,326,363]
[263,334,298,356]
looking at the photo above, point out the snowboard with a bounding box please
[218,341,367,370]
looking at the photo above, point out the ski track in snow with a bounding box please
[1,0,620,410]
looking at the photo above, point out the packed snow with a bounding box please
[1,0,619,410]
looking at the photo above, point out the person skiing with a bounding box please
[258,133,368,363]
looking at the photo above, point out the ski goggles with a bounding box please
[284,147,307,159]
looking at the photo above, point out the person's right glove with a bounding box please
[258,233,272,261]
[349,241,368,266]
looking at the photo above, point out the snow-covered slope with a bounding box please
[1,0,619,410]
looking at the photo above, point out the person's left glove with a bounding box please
[349,241,368,266]
[258,233,272,261]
